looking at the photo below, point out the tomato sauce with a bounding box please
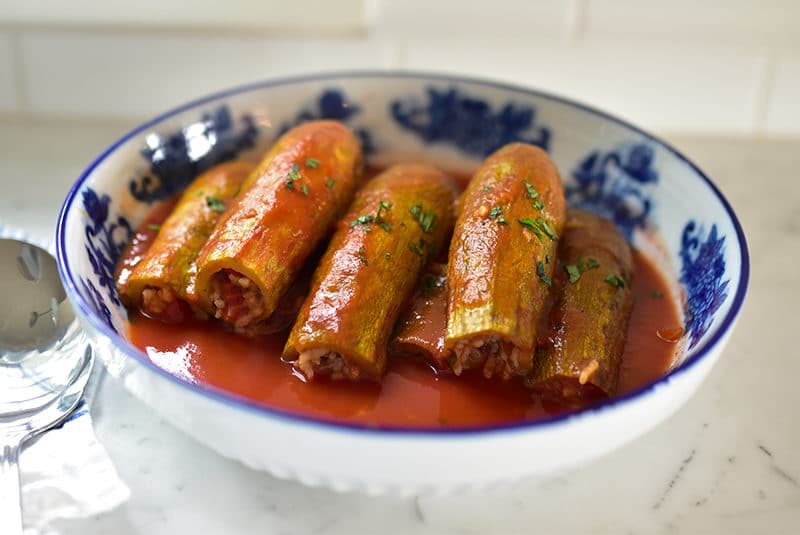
[128,252,680,429]
[125,166,683,429]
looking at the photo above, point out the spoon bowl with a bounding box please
[0,238,94,535]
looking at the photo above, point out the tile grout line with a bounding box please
[565,0,589,45]
[752,50,777,136]
[7,28,30,114]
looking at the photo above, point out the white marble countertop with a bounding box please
[1,119,798,534]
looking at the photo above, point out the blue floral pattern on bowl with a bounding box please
[129,106,259,203]
[279,89,376,156]
[80,189,132,332]
[680,222,729,348]
[567,143,658,240]
[391,86,551,156]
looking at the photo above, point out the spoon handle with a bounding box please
[0,442,23,535]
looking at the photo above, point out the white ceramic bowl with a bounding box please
[56,72,748,495]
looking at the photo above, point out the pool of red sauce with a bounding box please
[126,166,683,429]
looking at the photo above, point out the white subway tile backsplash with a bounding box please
[764,57,800,136]
[401,39,765,134]
[0,32,18,112]
[0,0,364,32]
[19,32,392,118]
[585,0,800,47]
[369,0,572,40]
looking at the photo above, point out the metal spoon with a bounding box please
[0,238,94,535]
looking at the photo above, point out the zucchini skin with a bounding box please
[123,160,253,320]
[528,209,634,400]
[445,143,566,378]
[284,163,458,380]
[191,121,363,323]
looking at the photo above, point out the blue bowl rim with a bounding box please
[56,69,750,437]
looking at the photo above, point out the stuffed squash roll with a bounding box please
[527,209,634,402]
[445,143,566,379]
[390,263,449,370]
[191,121,363,330]
[121,161,253,323]
[284,163,458,381]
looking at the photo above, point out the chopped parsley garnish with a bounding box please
[385,252,392,260]
[565,264,582,283]
[488,206,503,220]
[146,224,161,231]
[524,181,540,200]
[301,183,309,196]
[305,158,320,168]
[409,241,425,257]
[287,162,300,180]
[379,222,392,232]
[357,247,368,266]
[377,200,393,219]
[605,274,626,288]
[518,217,557,241]
[421,274,439,296]
[532,199,544,210]
[536,261,552,287]
[650,290,664,298]
[497,217,508,225]
[482,185,492,193]
[586,258,600,269]
[409,203,438,233]
[545,254,551,264]
[205,196,225,212]
[350,214,375,228]
[285,180,295,191]
[325,178,335,188]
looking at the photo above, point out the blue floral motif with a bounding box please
[130,106,258,203]
[680,222,729,348]
[80,188,131,331]
[566,143,658,240]
[278,89,375,156]
[390,87,551,157]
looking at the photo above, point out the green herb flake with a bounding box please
[301,183,309,196]
[536,261,552,287]
[586,258,600,269]
[409,202,437,233]
[146,224,161,231]
[650,290,664,299]
[482,185,492,193]
[518,218,544,241]
[285,180,295,191]
[524,181,540,200]
[325,178,335,189]
[305,158,320,169]
[565,264,582,284]
[545,254,551,264]
[539,217,557,240]
[488,206,503,220]
[357,247,368,266]
[605,274,626,288]
[385,252,392,260]
[497,217,508,225]
[350,215,375,228]
[377,200,393,219]
[379,222,392,232]
[205,196,226,212]
[287,163,301,180]
[421,274,438,296]
[409,241,424,257]
[532,199,544,210]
